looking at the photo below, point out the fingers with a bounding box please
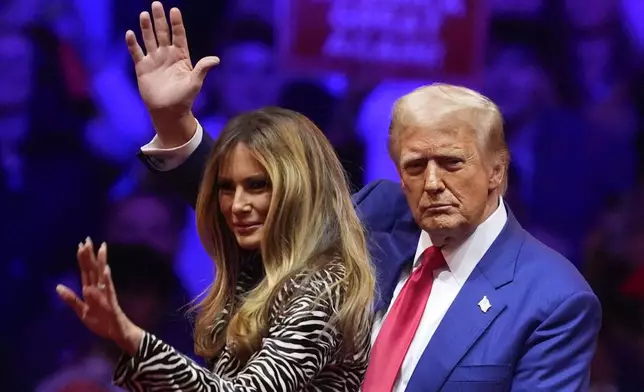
[77,242,89,287]
[84,286,107,309]
[151,1,171,47]
[57,284,86,318]
[78,238,100,287]
[139,11,157,54]
[169,7,188,49]
[85,264,116,311]
[103,265,119,304]
[77,240,94,286]
[129,5,189,61]
[96,242,107,268]
[193,56,221,82]
[86,238,99,286]
[125,30,144,63]
[96,242,108,288]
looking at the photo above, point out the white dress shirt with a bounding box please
[140,123,204,171]
[371,199,507,391]
[141,124,509,391]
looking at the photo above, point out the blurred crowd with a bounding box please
[2,0,644,391]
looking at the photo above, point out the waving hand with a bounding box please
[57,239,142,356]
[126,2,219,146]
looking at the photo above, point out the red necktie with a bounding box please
[362,246,446,392]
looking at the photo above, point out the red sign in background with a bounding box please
[278,0,488,81]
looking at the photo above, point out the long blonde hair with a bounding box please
[194,107,375,361]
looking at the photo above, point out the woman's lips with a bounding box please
[233,223,262,235]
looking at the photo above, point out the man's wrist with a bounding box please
[150,111,198,149]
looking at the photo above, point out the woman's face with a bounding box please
[218,143,272,250]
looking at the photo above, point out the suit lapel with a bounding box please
[371,212,420,312]
[406,208,526,391]
[406,267,507,391]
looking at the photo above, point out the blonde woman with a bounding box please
[56,4,375,391]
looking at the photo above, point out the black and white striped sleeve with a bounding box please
[113,268,346,391]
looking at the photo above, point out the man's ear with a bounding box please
[488,152,506,191]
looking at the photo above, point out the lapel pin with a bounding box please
[478,296,491,313]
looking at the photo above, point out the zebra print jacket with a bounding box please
[113,259,371,391]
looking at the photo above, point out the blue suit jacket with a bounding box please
[140,132,602,392]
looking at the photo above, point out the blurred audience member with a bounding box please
[356,80,427,183]
[104,189,212,300]
[279,80,366,190]
[491,0,544,18]
[228,0,274,23]
[103,191,212,301]
[584,195,644,391]
[557,0,639,201]
[0,25,120,391]
[564,0,619,32]
[484,18,593,261]
[589,338,619,392]
[622,0,644,53]
[0,28,34,277]
[36,358,120,392]
[107,243,192,351]
[1,0,154,344]
[195,15,280,136]
[0,0,39,29]
[105,192,186,259]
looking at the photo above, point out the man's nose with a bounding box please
[423,163,445,193]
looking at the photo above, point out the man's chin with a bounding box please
[419,215,463,234]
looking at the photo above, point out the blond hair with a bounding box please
[193,107,375,361]
[389,83,510,193]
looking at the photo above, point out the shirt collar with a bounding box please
[413,198,508,285]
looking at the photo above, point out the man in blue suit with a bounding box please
[124,3,601,390]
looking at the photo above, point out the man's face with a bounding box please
[215,42,278,116]
[397,118,501,245]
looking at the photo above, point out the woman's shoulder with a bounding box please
[275,259,347,307]
[295,258,345,289]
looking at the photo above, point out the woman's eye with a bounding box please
[217,182,234,192]
[248,180,268,190]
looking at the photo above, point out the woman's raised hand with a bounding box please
[56,239,142,356]
[126,1,219,146]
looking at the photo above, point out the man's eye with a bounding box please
[404,162,426,175]
[443,158,464,169]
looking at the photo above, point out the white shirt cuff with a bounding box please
[140,121,204,171]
